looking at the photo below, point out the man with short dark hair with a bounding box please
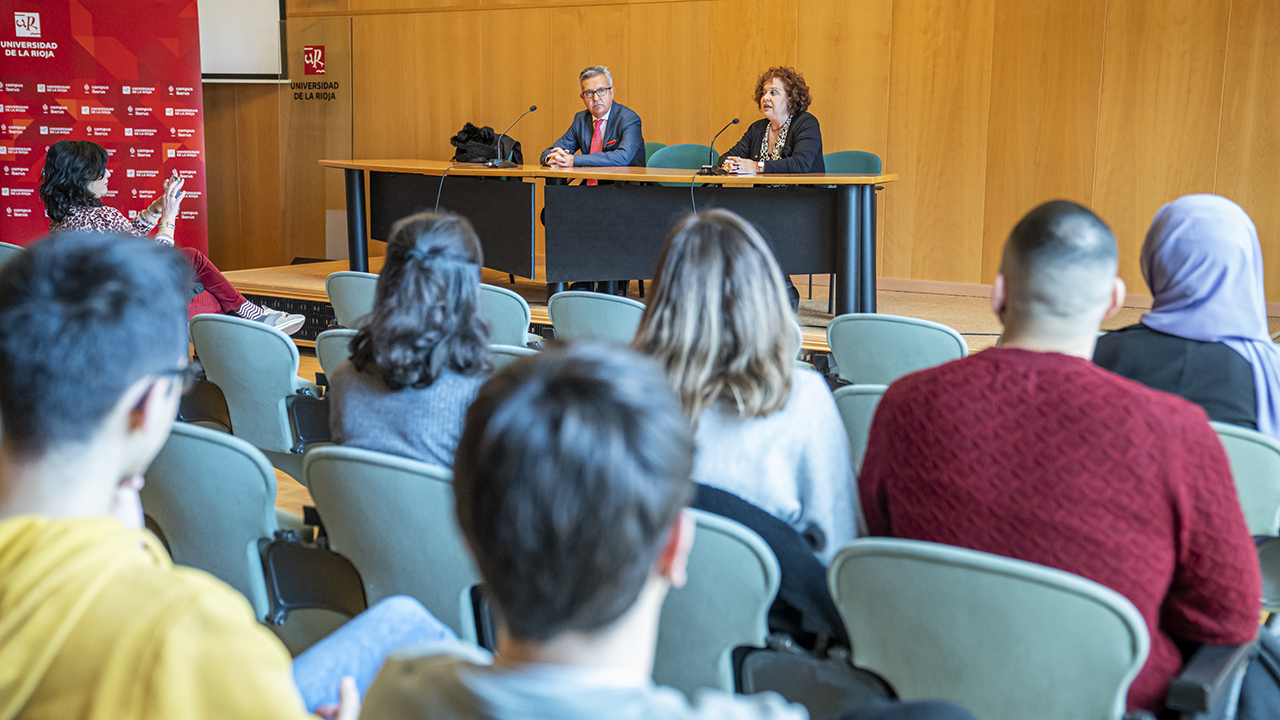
[361,343,974,720]
[859,201,1262,716]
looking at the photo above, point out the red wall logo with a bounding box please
[14,12,40,37]
[303,45,325,75]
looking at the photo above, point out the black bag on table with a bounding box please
[450,122,522,165]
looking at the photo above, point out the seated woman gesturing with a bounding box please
[38,139,304,334]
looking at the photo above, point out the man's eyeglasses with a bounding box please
[580,87,613,100]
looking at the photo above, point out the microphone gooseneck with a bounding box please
[709,118,739,166]
[490,105,538,168]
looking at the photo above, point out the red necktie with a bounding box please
[586,117,604,186]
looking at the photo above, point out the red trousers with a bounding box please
[180,247,249,313]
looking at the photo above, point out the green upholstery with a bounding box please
[0,241,24,271]
[644,141,668,165]
[489,343,538,372]
[653,510,780,697]
[829,538,1148,720]
[823,150,882,174]
[833,384,888,475]
[189,314,318,481]
[1211,421,1280,536]
[479,283,537,347]
[315,328,358,378]
[326,270,378,329]
[827,313,967,385]
[141,422,289,620]
[547,290,645,343]
[648,143,717,187]
[304,445,480,641]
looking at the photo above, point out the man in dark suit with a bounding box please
[540,65,644,169]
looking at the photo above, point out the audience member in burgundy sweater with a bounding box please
[859,201,1261,717]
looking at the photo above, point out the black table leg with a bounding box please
[835,185,860,316]
[857,185,877,313]
[546,282,566,301]
[344,168,369,273]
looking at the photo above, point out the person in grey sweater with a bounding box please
[633,209,858,564]
[327,212,490,468]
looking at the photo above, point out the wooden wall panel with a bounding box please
[415,11,482,160]
[627,1,711,147]
[979,0,1106,280]
[478,9,554,161]
[1215,0,1280,298]
[1091,0,1231,291]
[202,83,243,270]
[352,14,421,158]
[709,0,797,129]
[884,0,995,284]
[549,5,631,156]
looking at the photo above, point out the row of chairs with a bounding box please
[644,145,882,177]
[141,420,1255,719]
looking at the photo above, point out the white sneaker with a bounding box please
[257,309,306,336]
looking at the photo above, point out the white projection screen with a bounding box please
[198,0,285,79]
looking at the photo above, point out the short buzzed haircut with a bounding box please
[452,343,694,641]
[579,65,612,86]
[1000,200,1118,329]
[0,232,191,456]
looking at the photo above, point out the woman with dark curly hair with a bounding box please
[38,139,304,334]
[719,66,825,175]
[328,211,491,466]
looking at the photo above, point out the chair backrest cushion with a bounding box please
[0,241,24,271]
[653,509,780,697]
[833,384,888,476]
[141,422,279,618]
[316,329,359,379]
[478,284,532,347]
[822,150,882,174]
[1212,421,1280,535]
[304,445,481,640]
[829,538,1149,720]
[326,271,379,329]
[488,344,538,373]
[547,290,645,343]
[827,314,968,385]
[190,314,305,453]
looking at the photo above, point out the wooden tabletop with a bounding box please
[319,159,898,186]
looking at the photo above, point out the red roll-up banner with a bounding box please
[0,0,208,252]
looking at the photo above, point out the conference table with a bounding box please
[319,159,897,315]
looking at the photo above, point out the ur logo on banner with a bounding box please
[13,12,38,37]
[304,45,324,75]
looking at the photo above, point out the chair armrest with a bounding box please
[260,531,367,626]
[1166,639,1257,717]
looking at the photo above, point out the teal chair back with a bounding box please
[1211,421,1280,536]
[827,313,968,385]
[833,384,888,475]
[189,315,317,479]
[316,328,358,378]
[326,271,378,329]
[0,241,24,271]
[304,445,481,641]
[547,290,645,343]
[644,141,668,165]
[489,343,538,372]
[654,510,780,697]
[141,422,281,619]
[823,150,882,174]
[478,283,533,347]
[648,143,717,187]
[829,539,1148,720]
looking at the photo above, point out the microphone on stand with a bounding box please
[487,105,537,169]
[698,118,739,176]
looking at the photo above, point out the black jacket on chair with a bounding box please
[719,111,825,174]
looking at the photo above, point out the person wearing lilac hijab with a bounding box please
[1095,194,1280,438]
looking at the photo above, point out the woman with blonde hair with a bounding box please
[633,209,857,564]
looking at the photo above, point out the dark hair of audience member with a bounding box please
[38,140,108,223]
[1001,200,1118,325]
[0,232,191,457]
[632,209,793,422]
[453,343,695,640]
[349,212,490,390]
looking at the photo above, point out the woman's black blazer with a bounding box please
[719,111,825,174]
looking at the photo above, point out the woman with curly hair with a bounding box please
[38,139,304,334]
[632,209,857,564]
[328,211,491,467]
[719,66,825,175]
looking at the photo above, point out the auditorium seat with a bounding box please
[315,328,358,378]
[325,270,378,329]
[189,314,320,482]
[0,241,22,270]
[654,509,780,697]
[479,283,539,348]
[1211,422,1280,612]
[648,143,718,187]
[489,343,538,372]
[826,313,967,385]
[304,445,482,641]
[644,141,668,165]
[832,384,888,475]
[141,421,307,621]
[547,290,645,343]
